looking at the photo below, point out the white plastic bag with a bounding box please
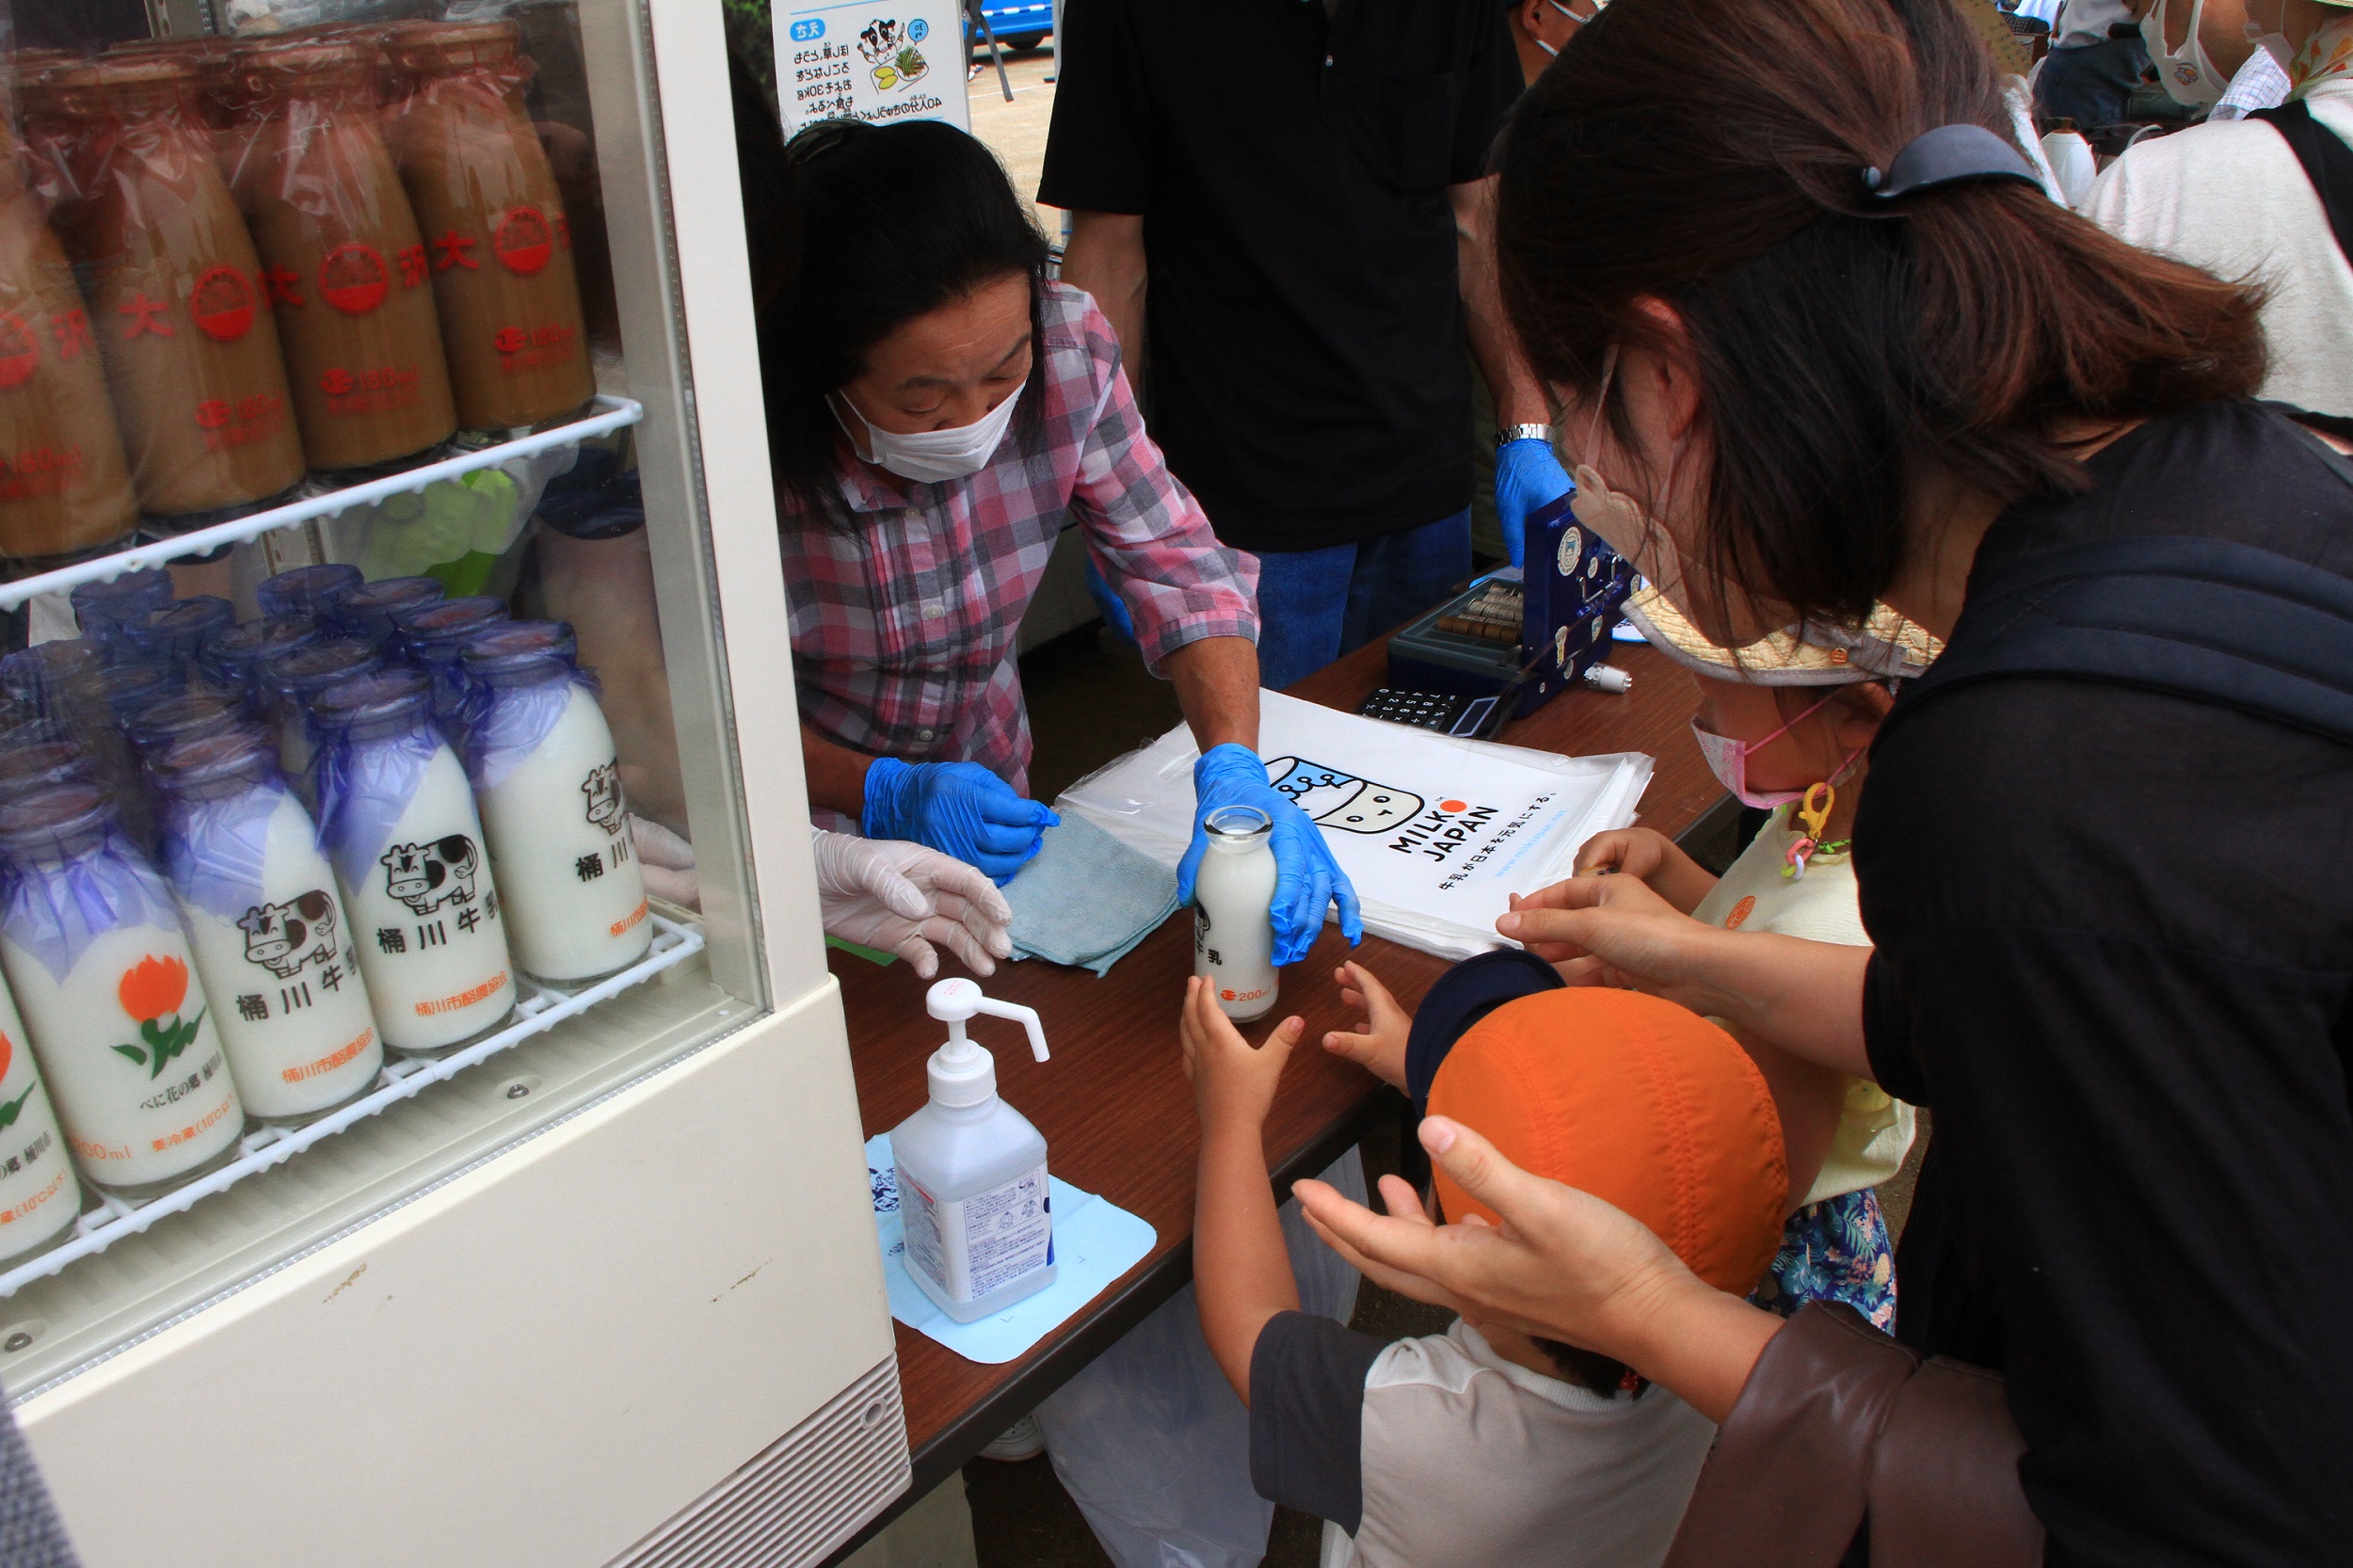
[1034,1149,1367,1568]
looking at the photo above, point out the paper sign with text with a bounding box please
[774,0,973,136]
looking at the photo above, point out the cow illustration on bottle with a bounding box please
[582,760,625,837]
[237,889,339,979]
[379,835,480,917]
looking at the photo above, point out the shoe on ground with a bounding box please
[978,1414,1045,1462]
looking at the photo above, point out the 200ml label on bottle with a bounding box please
[897,1161,1052,1304]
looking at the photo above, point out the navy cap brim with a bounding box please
[1404,947,1566,1118]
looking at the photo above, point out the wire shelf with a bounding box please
[0,911,704,1299]
[0,394,646,613]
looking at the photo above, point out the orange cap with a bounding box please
[1427,989,1788,1296]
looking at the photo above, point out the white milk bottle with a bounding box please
[1193,805,1280,1022]
[312,670,515,1054]
[0,967,84,1265]
[389,595,509,742]
[889,979,1056,1323]
[459,622,650,983]
[259,639,380,792]
[0,784,244,1195]
[153,729,385,1123]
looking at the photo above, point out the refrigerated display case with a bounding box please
[0,3,905,1565]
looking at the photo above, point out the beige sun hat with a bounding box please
[1622,586,1941,686]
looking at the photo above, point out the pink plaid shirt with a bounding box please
[784,282,1259,808]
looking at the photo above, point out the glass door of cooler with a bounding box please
[0,0,856,1463]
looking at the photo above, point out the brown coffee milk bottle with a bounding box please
[0,119,138,561]
[232,41,456,472]
[58,57,305,523]
[385,21,592,432]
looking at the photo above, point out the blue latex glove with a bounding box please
[861,758,1058,887]
[1176,744,1364,967]
[1494,438,1574,569]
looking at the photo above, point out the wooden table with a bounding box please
[826,635,1722,1543]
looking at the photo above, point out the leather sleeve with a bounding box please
[1662,1302,1918,1568]
[1663,1302,2045,1568]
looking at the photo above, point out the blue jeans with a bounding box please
[1252,507,1472,691]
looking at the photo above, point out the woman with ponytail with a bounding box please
[1294,0,2353,1562]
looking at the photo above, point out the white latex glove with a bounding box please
[811,829,1015,980]
[632,817,699,911]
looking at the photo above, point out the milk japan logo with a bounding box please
[237,889,338,980]
[1262,758,1424,835]
[380,836,480,917]
[1387,797,1504,863]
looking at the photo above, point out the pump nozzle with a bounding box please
[923,980,1050,1107]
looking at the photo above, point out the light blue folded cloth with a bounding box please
[1004,812,1180,976]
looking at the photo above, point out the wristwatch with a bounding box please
[1496,424,1555,449]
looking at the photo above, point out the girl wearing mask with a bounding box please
[1562,592,1927,1333]
[1293,0,2353,1560]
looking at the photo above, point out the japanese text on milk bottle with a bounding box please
[312,669,513,1052]
[384,20,595,432]
[0,784,244,1195]
[0,966,83,1265]
[1193,805,1279,1022]
[154,729,383,1123]
[231,40,457,472]
[58,56,306,528]
[459,622,648,983]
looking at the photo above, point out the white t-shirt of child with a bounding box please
[2089,81,2353,419]
[1249,1313,1716,1568]
[1689,803,1916,1207]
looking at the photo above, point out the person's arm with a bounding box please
[1178,975,1306,1402]
[802,722,875,821]
[1499,874,1873,1077]
[1060,211,1147,370]
[1163,634,1257,755]
[1449,176,1548,428]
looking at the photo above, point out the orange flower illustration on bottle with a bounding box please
[0,1030,27,1129]
[113,955,204,1080]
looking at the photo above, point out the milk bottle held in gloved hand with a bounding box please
[1193,805,1278,1022]
[890,980,1056,1323]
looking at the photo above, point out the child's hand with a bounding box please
[1567,825,1716,914]
[1324,960,1410,1091]
[1575,826,1673,880]
[1179,975,1301,1137]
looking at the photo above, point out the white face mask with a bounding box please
[2143,0,2225,110]
[831,385,1023,485]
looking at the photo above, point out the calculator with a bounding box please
[1357,687,1502,737]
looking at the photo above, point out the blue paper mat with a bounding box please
[866,1133,1158,1365]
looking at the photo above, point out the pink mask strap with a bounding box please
[1742,687,1841,756]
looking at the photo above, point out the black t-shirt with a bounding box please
[1858,400,2353,1567]
[1037,0,1519,553]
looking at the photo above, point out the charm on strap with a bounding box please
[1782,782,1837,882]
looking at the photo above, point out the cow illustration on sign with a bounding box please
[858,18,929,90]
[380,836,481,917]
[237,889,339,979]
[1261,758,1425,835]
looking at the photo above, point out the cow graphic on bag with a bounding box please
[237,888,340,979]
[380,836,481,917]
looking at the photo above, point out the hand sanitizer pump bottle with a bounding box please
[890,979,1056,1322]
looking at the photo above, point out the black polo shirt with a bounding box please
[1039,0,1519,553]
